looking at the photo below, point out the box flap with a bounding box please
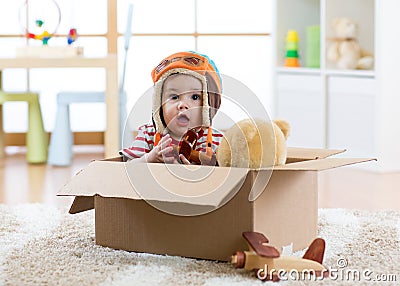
[273,157,376,171]
[69,196,94,214]
[58,160,250,208]
[57,160,138,199]
[286,147,345,163]
[101,156,124,162]
[124,163,249,207]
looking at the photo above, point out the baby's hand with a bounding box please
[145,134,175,163]
[167,154,191,165]
[145,134,194,165]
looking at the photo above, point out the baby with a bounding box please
[120,51,223,164]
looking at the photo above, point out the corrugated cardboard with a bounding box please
[58,147,373,261]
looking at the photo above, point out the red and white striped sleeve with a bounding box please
[119,124,156,160]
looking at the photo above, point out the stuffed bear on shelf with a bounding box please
[326,17,374,70]
[216,118,290,169]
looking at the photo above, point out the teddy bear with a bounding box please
[216,118,290,169]
[326,17,374,70]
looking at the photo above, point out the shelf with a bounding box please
[274,0,400,171]
[276,67,375,78]
[276,67,321,75]
[325,69,375,78]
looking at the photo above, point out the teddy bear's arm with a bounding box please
[216,137,232,167]
[360,47,373,57]
[326,41,340,62]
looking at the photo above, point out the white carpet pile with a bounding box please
[0,204,399,285]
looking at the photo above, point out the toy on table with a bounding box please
[19,0,79,46]
[67,1,79,45]
[172,128,216,166]
[67,28,78,45]
[230,232,329,281]
[19,0,61,45]
[284,30,301,67]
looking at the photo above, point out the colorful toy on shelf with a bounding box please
[19,0,61,45]
[230,232,329,281]
[284,30,300,67]
[306,25,320,68]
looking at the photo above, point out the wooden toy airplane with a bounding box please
[230,232,329,281]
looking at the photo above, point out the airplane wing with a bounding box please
[242,231,280,258]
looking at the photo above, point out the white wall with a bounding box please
[375,0,400,172]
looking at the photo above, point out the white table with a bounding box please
[0,55,119,158]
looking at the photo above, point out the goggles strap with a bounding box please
[154,132,161,146]
[206,126,213,157]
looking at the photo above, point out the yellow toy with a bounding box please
[216,118,290,168]
[326,17,374,70]
[284,30,300,67]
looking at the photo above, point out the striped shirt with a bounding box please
[120,124,224,161]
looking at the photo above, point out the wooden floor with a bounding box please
[0,146,105,209]
[0,146,399,210]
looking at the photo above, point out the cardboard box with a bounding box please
[58,147,372,261]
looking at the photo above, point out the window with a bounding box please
[0,0,272,133]
[119,0,273,130]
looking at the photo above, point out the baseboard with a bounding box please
[4,132,104,146]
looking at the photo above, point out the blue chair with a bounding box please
[48,4,133,166]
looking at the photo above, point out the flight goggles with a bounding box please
[151,51,222,92]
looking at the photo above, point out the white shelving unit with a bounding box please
[272,0,400,172]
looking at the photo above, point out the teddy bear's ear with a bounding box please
[273,119,290,140]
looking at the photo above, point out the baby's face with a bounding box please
[161,74,203,139]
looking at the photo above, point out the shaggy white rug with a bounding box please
[0,204,399,285]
